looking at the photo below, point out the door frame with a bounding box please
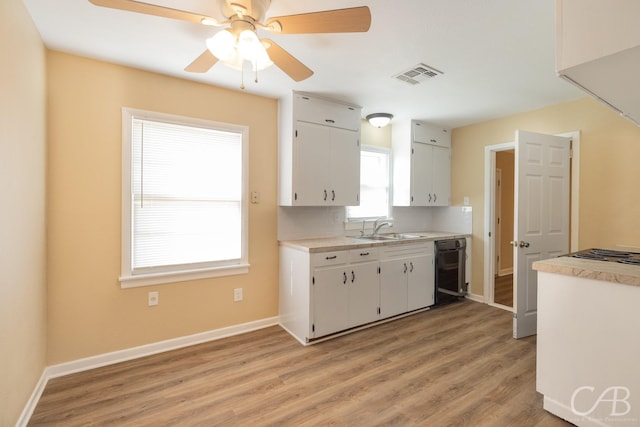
[482,131,580,310]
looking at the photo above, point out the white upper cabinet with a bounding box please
[392,120,451,206]
[279,92,362,206]
[556,0,640,125]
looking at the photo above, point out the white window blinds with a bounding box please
[130,117,243,273]
[347,146,391,220]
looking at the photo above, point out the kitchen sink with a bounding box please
[357,233,423,241]
[382,233,422,240]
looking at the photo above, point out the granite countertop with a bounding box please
[533,256,640,287]
[279,231,470,253]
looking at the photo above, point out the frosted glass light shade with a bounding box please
[206,30,235,61]
[366,113,394,128]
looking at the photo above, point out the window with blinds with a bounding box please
[347,146,392,221]
[121,108,249,287]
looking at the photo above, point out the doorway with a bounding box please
[483,131,580,312]
[494,150,514,308]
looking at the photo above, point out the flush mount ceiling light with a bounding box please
[366,113,394,128]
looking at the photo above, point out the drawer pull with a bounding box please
[325,255,337,260]
[360,252,370,256]
[325,119,335,123]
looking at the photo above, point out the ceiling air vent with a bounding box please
[394,63,443,85]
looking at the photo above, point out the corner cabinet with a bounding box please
[279,241,435,345]
[392,120,451,206]
[279,92,362,206]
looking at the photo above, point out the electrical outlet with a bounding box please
[233,288,243,302]
[148,291,159,306]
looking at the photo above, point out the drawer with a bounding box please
[381,242,433,258]
[312,250,348,267]
[349,247,379,263]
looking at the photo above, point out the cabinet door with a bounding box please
[330,127,360,206]
[379,258,408,318]
[348,261,380,327]
[294,122,331,205]
[407,254,435,311]
[431,146,450,206]
[313,266,349,337]
[410,142,431,206]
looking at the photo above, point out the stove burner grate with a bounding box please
[590,248,632,258]
[571,253,606,261]
[617,258,640,266]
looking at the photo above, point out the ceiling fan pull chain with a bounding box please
[240,64,245,90]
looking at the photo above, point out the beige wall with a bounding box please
[451,97,640,295]
[0,0,47,424]
[496,150,514,272]
[46,51,279,364]
[360,119,392,148]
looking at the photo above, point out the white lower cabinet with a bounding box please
[380,243,435,318]
[279,242,434,345]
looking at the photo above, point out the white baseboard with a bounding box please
[16,370,49,427]
[465,292,484,303]
[17,316,279,426]
[542,395,607,427]
[498,267,513,276]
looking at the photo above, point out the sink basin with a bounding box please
[357,233,422,241]
[358,234,398,241]
[382,233,422,240]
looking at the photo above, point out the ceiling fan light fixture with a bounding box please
[206,29,235,61]
[366,113,394,128]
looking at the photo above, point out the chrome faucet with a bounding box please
[373,218,392,235]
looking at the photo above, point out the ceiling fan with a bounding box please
[88,0,371,87]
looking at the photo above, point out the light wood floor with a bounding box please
[494,274,513,307]
[29,301,570,426]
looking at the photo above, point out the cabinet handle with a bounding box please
[324,189,328,201]
[325,255,337,260]
[403,263,408,274]
[430,139,437,143]
[331,190,335,201]
[409,262,414,273]
[325,119,335,124]
[351,271,355,283]
[434,194,437,203]
[428,194,432,203]
[343,272,347,284]
[360,252,370,256]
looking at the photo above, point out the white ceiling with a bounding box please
[21,0,584,128]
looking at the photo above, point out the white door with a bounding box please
[329,127,360,206]
[347,261,380,327]
[513,130,570,338]
[407,254,434,310]
[313,266,349,337]
[411,142,431,206]
[294,122,330,205]
[379,258,408,318]
[431,146,451,206]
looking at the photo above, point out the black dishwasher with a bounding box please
[435,238,467,304]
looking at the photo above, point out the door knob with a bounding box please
[519,241,530,248]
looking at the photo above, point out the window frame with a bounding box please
[345,144,393,230]
[120,107,249,288]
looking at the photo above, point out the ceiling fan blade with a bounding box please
[184,50,219,73]
[88,0,219,25]
[265,6,371,34]
[263,39,313,82]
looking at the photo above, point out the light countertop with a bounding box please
[532,256,640,287]
[279,231,470,253]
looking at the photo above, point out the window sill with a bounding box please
[120,263,250,288]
